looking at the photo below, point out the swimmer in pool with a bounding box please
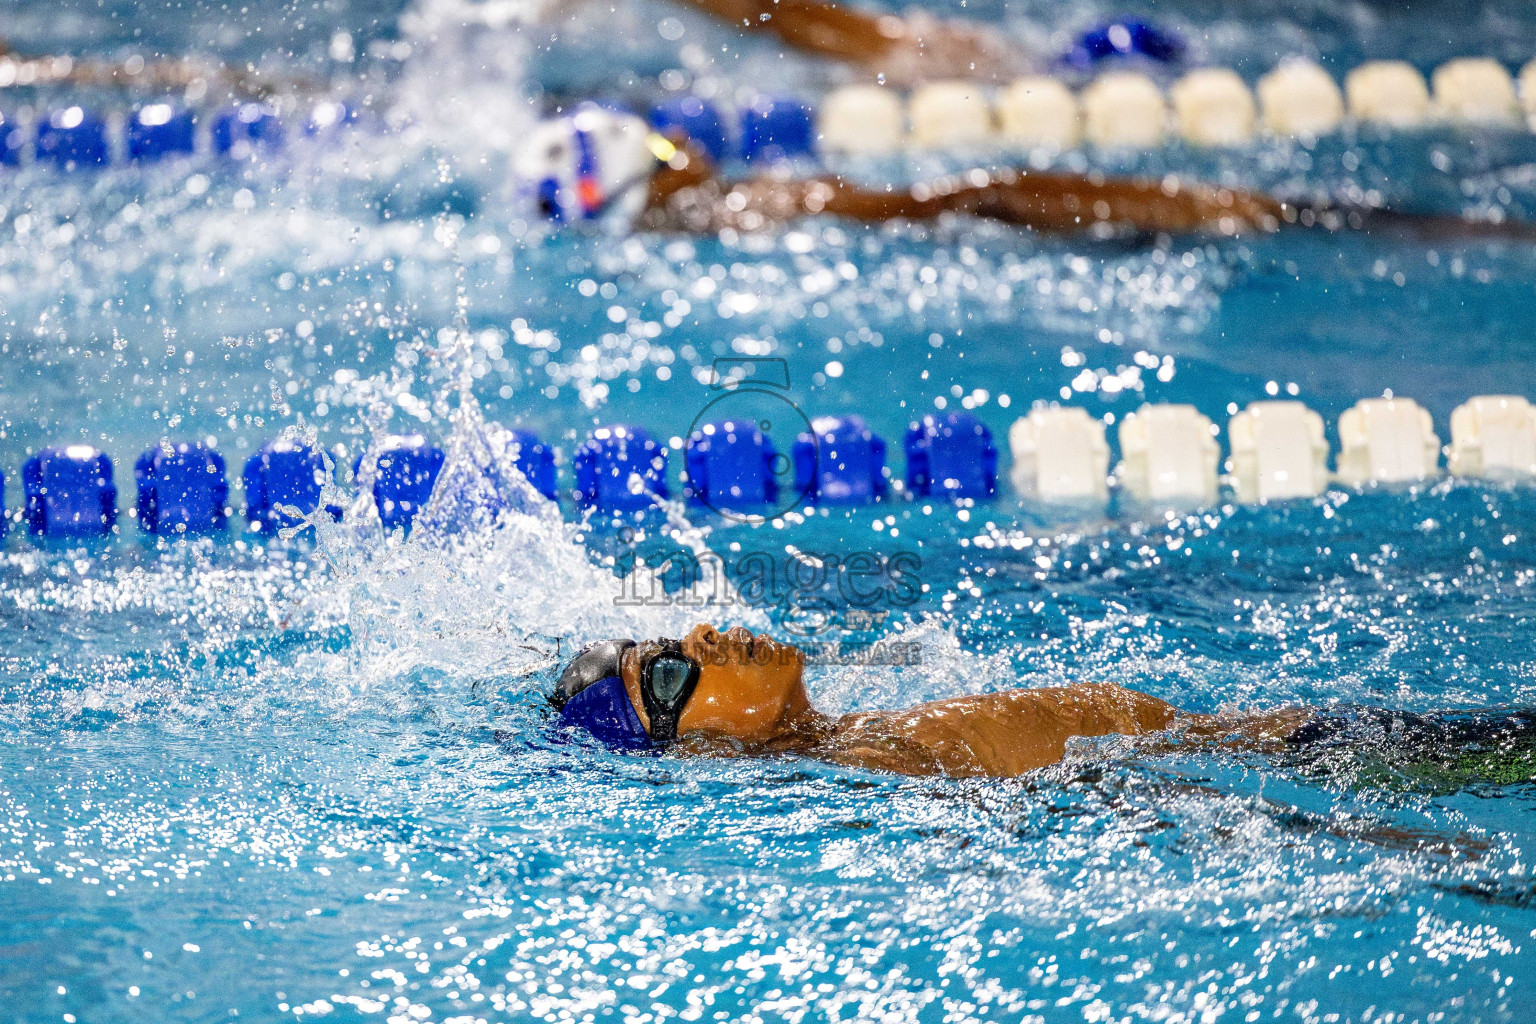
[521,106,1536,242]
[551,623,1194,776]
[668,0,1027,86]
[551,623,1195,776]
[0,40,312,97]
[553,623,1536,784]
[520,106,1290,237]
[637,134,1286,237]
[0,29,1284,238]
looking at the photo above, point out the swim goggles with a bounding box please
[551,637,701,749]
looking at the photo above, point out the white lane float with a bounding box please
[1520,59,1536,128]
[1170,68,1256,147]
[1345,60,1431,127]
[908,81,994,149]
[1008,406,1109,501]
[996,77,1080,149]
[1227,400,1330,503]
[1081,71,1166,148]
[1117,403,1220,504]
[1448,395,1536,477]
[816,85,907,155]
[1335,396,1441,485]
[1257,59,1345,138]
[1432,57,1520,125]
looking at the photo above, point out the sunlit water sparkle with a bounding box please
[0,0,1534,1020]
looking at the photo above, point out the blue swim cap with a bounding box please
[551,640,652,750]
[1064,19,1185,72]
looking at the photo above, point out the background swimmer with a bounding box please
[637,135,1286,237]
[514,104,1291,236]
[523,112,1536,242]
[554,623,1536,783]
[0,36,314,96]
[667,0,1026,85]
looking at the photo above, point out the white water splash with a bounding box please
[394,0,547,191]
[297,242,766,690]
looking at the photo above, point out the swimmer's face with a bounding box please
[621,624,810,745]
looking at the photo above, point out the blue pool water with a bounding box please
[2,1,1535,1021]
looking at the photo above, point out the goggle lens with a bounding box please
[648,655,695,707]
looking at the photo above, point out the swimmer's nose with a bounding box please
[722,626,758,657]
[686,623,721,647]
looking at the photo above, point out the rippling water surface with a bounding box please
[1,0,1534,1021]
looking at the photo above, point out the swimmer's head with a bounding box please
[512,104,656,224]
[552,624,811,750]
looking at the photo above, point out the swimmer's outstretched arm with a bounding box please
[642,144,1536,242]
[815,682,1187,778]
[642,146,1288,236]
[0,36,322,98]
[668,0,1025,84]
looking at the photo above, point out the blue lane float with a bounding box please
[794,415,887,504]
[366,434,444,532]
[503,429,559,501]
[135,442,229,535]
[685,420,779,510]
[243,440,338,531]
[649,96,731,163]
[740,96,815,163]
[212,103,283,155]
[127,103,196,161]
[574,425,669,512]
[0,113,23,166]
[23,445,117,538]
[905,412,997,500]
[36,107,109,169]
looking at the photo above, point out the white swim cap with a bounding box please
[513,105,654,224]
